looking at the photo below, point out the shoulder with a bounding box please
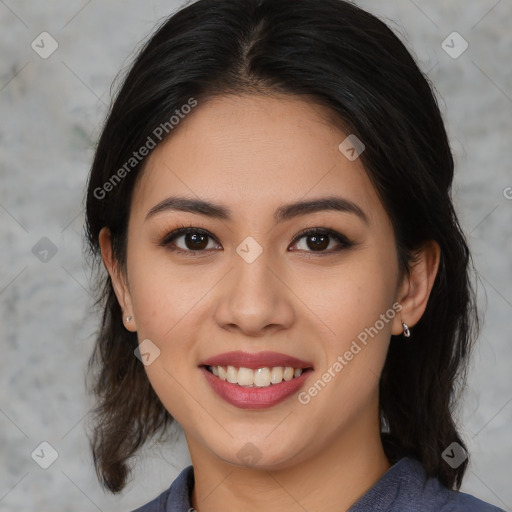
[129,464,194,512]
[129,487,172,512]
[437,488,506,512]
[397,458,506,512]
[349,457,506,512]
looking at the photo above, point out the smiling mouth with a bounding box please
[203,365,314,388]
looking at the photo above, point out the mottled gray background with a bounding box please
[1,0,511,510]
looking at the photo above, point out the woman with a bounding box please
[84,0,506,510]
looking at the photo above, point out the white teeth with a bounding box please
[254,367,271,387]
[237,367,254,386]
[283,367,294,381]
[218,366,227,381]
[226,365,238,384]
[270,366,283,384]
[208,365,306,387]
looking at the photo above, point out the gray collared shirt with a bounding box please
[131,457,506,511]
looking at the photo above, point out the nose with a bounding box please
[213,247,295,337]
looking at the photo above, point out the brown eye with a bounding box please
[182,232,209,250]
[303,232,330,251]
[161,227,220,254]
[291,228,354,253]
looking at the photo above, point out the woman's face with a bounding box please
[109,94,408,469]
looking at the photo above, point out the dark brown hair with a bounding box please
[84,0,479,494]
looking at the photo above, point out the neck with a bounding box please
[188,410,390,512]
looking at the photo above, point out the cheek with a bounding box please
[126,244,207,337]
[320,252,397,337]
[312,255,398,405]
[125,251,207,424]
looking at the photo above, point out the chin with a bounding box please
[209,437,309,471]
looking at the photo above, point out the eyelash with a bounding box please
[158,223,355,257]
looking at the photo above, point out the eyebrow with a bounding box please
[145,195,369,225]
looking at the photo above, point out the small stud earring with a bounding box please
[125,316,132,324]
[401,321,411,338]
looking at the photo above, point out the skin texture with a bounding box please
[99,94,440,512]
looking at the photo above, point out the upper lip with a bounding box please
[200,351,314,370]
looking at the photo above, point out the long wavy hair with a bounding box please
[84,0,479,494]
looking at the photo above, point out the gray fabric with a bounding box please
[131,457,506,511]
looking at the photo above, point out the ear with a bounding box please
[391,240,441,335]
[98,227,137,332]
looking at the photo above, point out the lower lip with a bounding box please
[200,366,313,409]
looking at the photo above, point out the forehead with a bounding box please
[131,94,384,227]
